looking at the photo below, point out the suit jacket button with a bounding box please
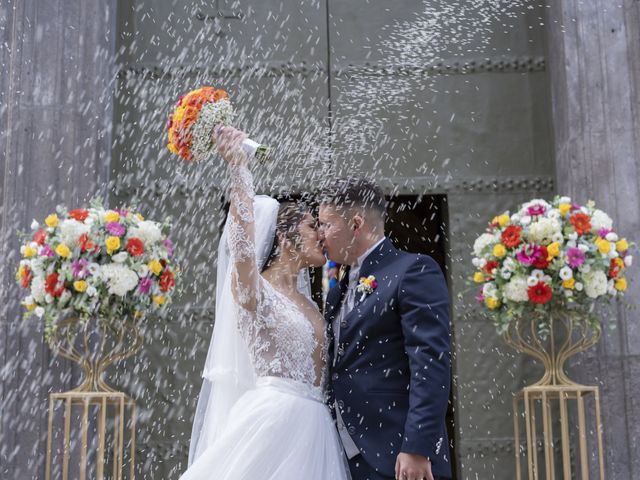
[347,426,356,435]
[337,400,345,410]
[340,320,347,328]
[332,373,339,381]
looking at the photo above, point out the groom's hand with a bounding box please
[212,126,248,166]
[395,452,433,480]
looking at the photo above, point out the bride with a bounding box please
[180,126,349,480]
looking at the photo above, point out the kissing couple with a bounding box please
[179,126,452,480]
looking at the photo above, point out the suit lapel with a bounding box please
[345,238,397,317]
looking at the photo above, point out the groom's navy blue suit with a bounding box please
[326,238,452,480]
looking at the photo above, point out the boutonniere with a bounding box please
[356,275,378,301]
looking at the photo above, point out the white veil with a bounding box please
[188,195,312,465]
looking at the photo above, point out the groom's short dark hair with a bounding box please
[320,177,386,217]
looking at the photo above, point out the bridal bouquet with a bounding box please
[16,199,178,340]
[167,86,271,163]
[471,196,633,333]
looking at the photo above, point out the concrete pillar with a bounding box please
[545,0,640,477]
[0,1,116,478]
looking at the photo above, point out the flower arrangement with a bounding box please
[16,199,179,340]
[357,275,378,301]
[471,196,633,333]
[167,86,270,163]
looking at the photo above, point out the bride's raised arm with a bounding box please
[215,126,259,312]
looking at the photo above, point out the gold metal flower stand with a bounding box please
[506,313,605,479]
[44,317,142,480]
[45,391,136,480]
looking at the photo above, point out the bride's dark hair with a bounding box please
[261,199,310,272]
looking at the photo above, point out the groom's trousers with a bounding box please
[348,456,449,480]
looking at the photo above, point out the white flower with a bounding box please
[503,257,516,271]
[580,264,591,273]
[551,232,565,244]
[568,232,578,241]
[583,270,608,299]
[24,295,34,305]
[473,233,496,257]
[624,256,633,267]
[128,221,162,245]
[575,282,584,292]
[590,209,613,232]
[100,264,139,297]
[112,252,129,263]
[609,250,619,259]
[520,216,532,226]
[500,268,512,280]
[30,219,40,230]
[528,218,562,244]
[527,276,539,287]
[45,294,54,304]
[564,290,574,297]
[136,264,149,278]
[35,307,45,318]
[31,276,45,303]
[567,240,577,249]
[559,266,573,281]
[58,219,90,247]
[547,209,561,220]
[504,276,529,302]
[558,196,571,204]
[482,282,497,297]
[605,232,619,242]
[86,286,97,297]
[577,244,589,253]
[511,214,521,223]
[531,269,545,280]
[543,275,552,283]
[30,258,45,276]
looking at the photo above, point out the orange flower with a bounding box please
[570,212,592,235]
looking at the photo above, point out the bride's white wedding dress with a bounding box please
[180,164,349,480]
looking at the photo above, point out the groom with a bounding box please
[319,178,452,480]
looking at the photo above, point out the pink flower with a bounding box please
[516,243,545,266]
[40,245,55,257]
[163,239,174,257]
[527,204,547,216]
[105,222,126,237]
[598,228,612,238]
[138,276,153,295]
[566,247,586,268]
[72,259,90,279]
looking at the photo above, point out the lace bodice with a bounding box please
[226,163,327,388]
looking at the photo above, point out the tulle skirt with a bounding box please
[180,376,350,480]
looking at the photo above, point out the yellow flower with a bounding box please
[485,297,501,310]
[134,310,144,319]
[153,295,166,306]
[563,278,575,289]
[595,238,611,254]
[558,203,571,217]
[104,211,120,223]
[25,302,35,312]
[73,280,87,293]
[45,214,59,227]
[615,278,627,292]
[105,236,121,254]
[497,214,510,227]
[148,259,163,276]
[136,213,145,221]
[55,243,71,258]
[23,245,37,258]
[493,244,507,258]
[17,265,26,280]
[616,239,629,253]
[547,242,561,259]
[473,272,485,283]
